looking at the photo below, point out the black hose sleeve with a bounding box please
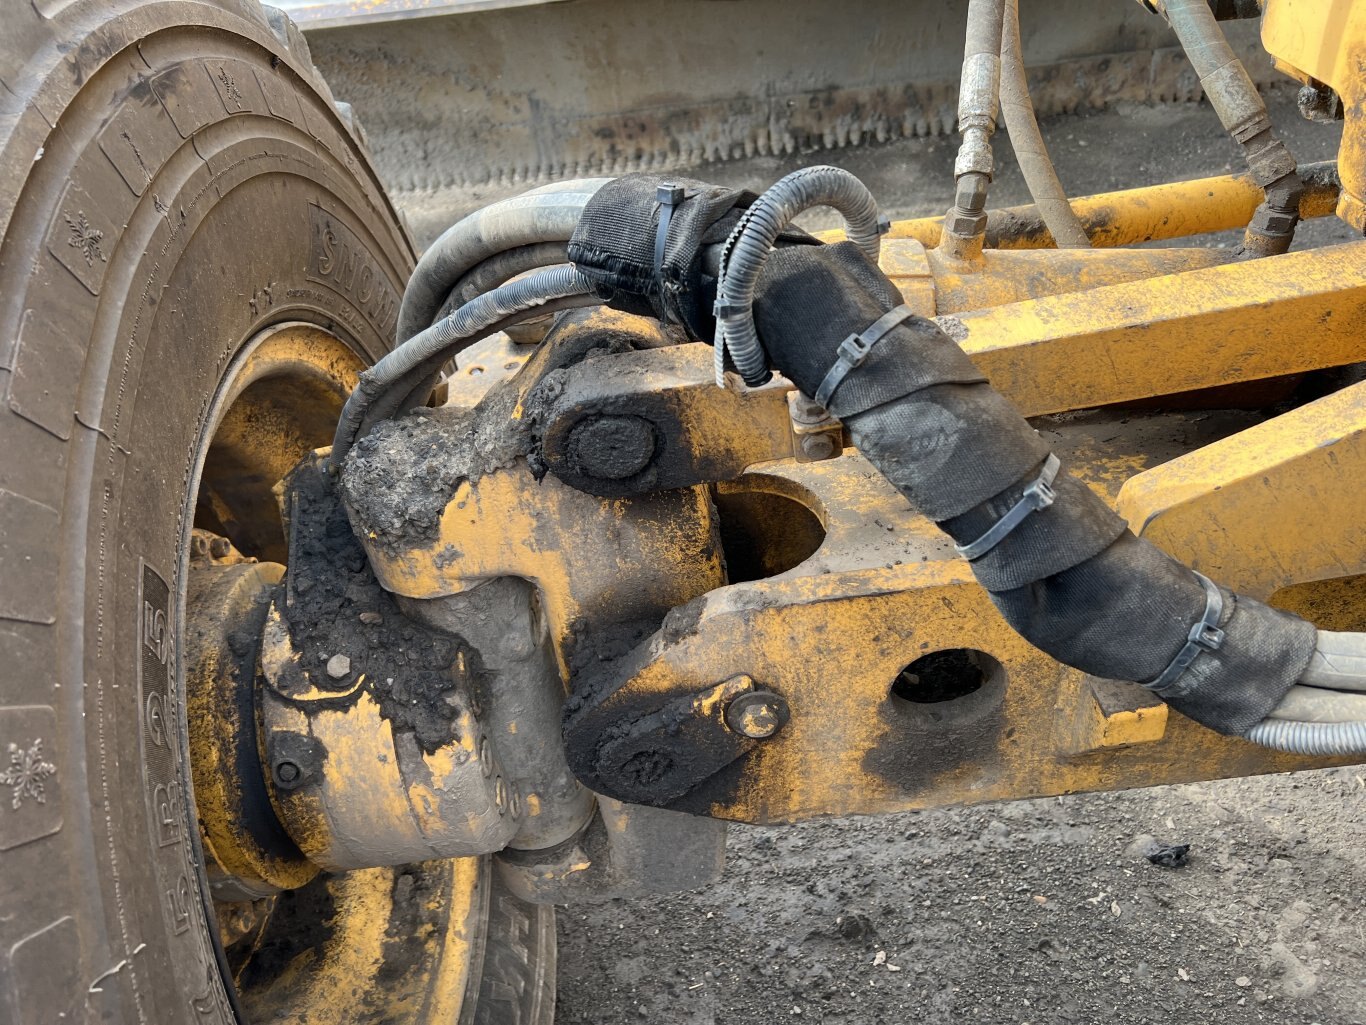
[568,173,817,342]
[752,242,1317,734]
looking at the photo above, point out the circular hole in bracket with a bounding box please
[890,648,1005,725]
[712,480,826,583]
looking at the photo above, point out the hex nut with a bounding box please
[944,211,988,238]
[273,760,302,789]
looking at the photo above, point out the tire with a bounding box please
[0,3,552,1022]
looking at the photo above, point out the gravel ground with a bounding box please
[387,90,1365,1024]
[556,769,1365,1024]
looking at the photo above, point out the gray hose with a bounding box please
[437,241,571,320]
[1268,686,1366,723]
[397,180,610,344]
[333,265,596,465]
[1249,630,1366,753]
[1162,0,1303,256]
[1297,630,1366,692]
[1244,719,1366,756]
[354,293,603,440]
[998,0,1089,248]
[715,166,882,387]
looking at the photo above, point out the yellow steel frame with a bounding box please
[350,1,1366,825]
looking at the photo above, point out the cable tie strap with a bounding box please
[954,454,1061,561]
[1145,572,1226,694]
[654,183,694,283]
[813,304,916,408]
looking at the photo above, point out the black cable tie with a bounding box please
[813,304,916,408]
[954,454,1061,561]
[654,183,693,285]
[1144,572,1226,695]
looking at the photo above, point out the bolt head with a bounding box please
[725,690,790,739]
[801,433,837,461]
[274,760,302,787]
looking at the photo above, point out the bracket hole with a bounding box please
[890,648,1005,724]
[713,487,825,583]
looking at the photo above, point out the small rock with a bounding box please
[872,950,887,967]
[326,653,352,679]
[1236,976,1252,988]
[1143,840,1192,868]
[359,611,383,625]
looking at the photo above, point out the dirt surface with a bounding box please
[380,94,1366,1024]
[556,769,1365,1024]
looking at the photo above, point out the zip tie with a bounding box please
[654,183,693,285]
[813,304,916,408]
[1144,572,1226,695]
[954,453,1061,561]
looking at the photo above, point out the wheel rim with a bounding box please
[181,321,486,1024]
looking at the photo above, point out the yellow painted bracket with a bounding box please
[951,241,1366,416]
[1118,378,1366,599]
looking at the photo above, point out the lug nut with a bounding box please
[725,690,790,740]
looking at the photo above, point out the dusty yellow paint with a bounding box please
[1262,0,1366,229]
[921,244,1229,312]
[185,560,319,893]
[951,240,1366,416]
[867,162,1341,251]
[1117,378,1366,600]
[1062,679,1170,755]
[361,465,725,679]
[591,448,1349,824]
[237,860,484,1025]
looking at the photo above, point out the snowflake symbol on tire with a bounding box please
[64,211,106,267]
[1,739,57,810]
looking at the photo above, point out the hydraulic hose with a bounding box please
[1248,631,1366,752]
[1161,0,1304,256]
[998,0,1089,248]
[351,293,603,440]
[397,179,610,345]
[437,241,571,320]
[714,166,883,387]
[748,235,1365,752]
[941,0,1007,256]
[1268,686,1366,723]
[1296,631,1366,692]
[332,266,597,466]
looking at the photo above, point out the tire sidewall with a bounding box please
[0,4,411,1021]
